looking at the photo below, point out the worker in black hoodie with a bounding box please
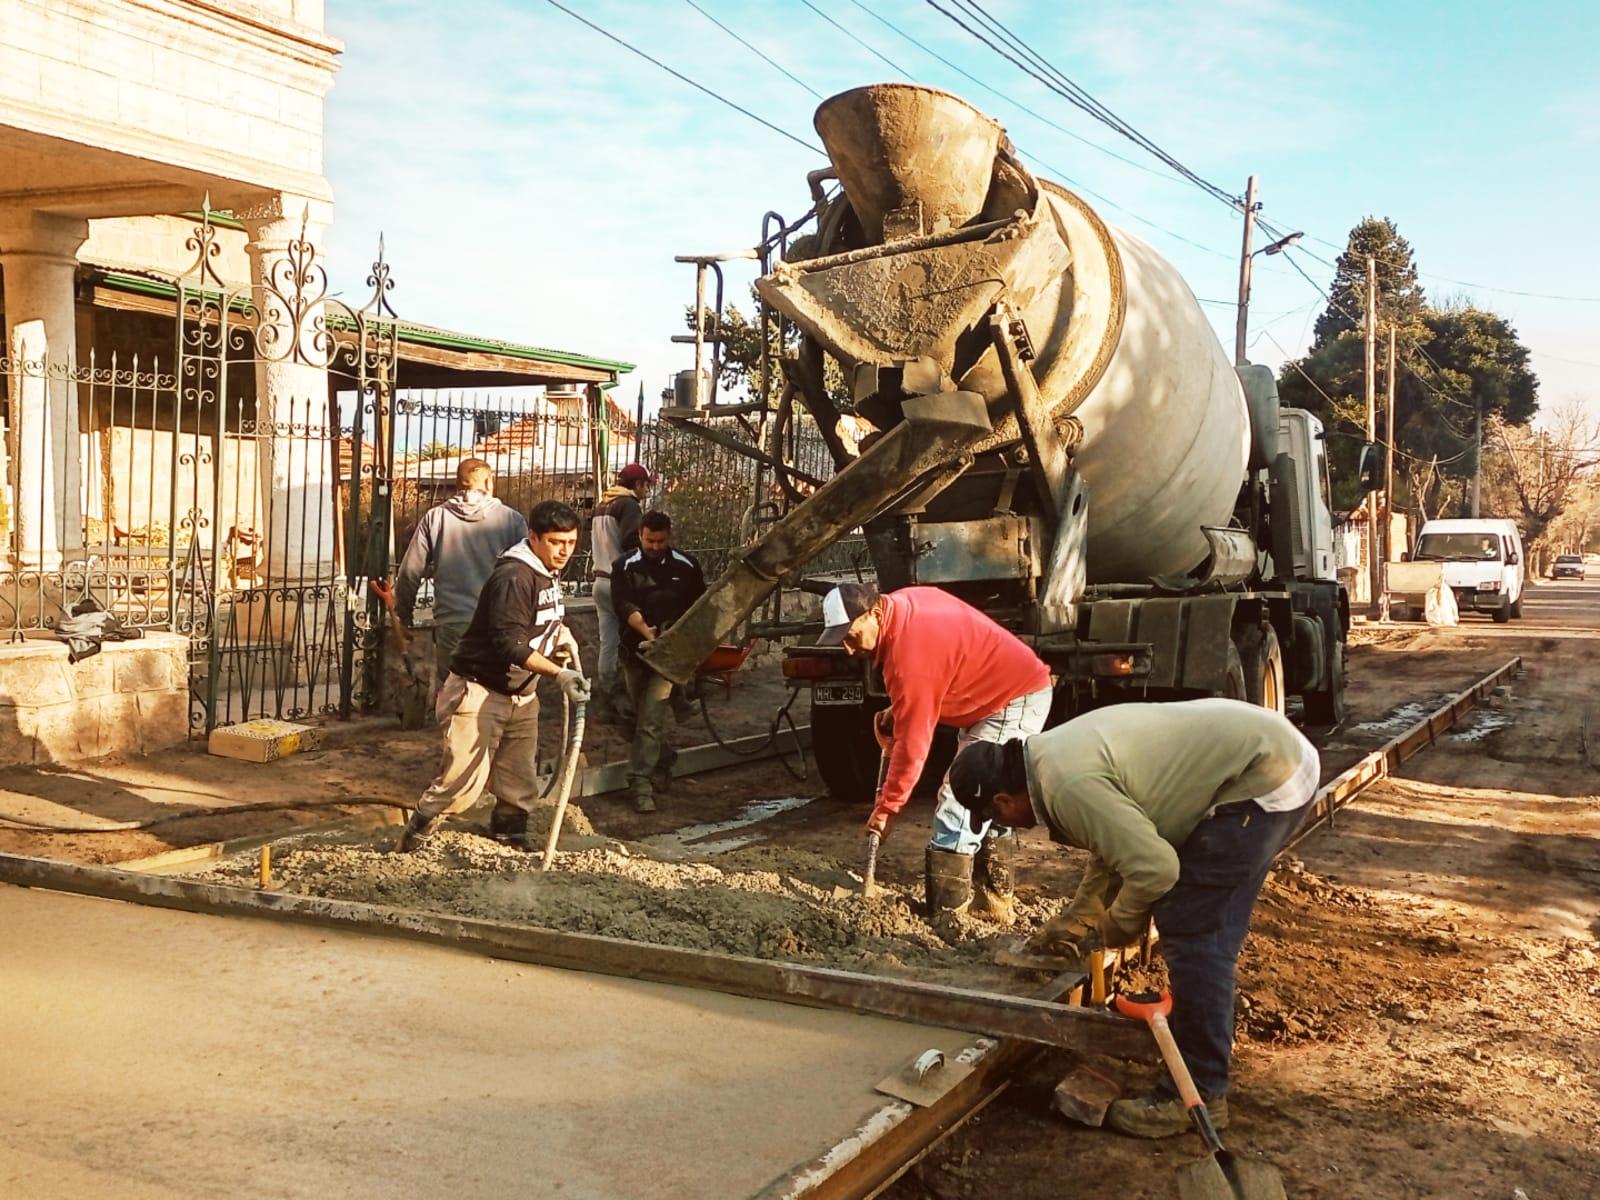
[397,500,591,851]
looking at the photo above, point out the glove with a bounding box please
[555,668,592,703]
[553,624,581,667]
[865,804,893,838]
[1032,912,1104,960]
[1097,911,1146,951]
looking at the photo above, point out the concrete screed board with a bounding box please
[1,885,973,1199]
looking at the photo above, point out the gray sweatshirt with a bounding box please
[394,490,529,627]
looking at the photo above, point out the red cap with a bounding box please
[618,463,654,486]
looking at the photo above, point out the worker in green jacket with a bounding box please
[947,698,1319,1139]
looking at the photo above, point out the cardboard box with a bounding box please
[207,719,322,763]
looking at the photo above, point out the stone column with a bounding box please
[238,193,337,587]
[0,210,89,570]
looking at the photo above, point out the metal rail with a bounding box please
[1286,655,1523,851]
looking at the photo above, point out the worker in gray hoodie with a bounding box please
[589,461,653,722]
[394,457,529,683]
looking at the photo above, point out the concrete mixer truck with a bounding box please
[641,84,1349,803]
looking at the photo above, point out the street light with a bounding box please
[1236,225,1306,365]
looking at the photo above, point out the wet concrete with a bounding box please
[1,885,972,1199]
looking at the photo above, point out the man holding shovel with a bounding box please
[823,583,1051,921]
[945,698,1319,1137]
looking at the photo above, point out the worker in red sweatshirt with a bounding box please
[819,583,1052,920]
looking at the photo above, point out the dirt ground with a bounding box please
[2,585,1597,1198]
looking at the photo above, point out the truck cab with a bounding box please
[1277,409,1336,583]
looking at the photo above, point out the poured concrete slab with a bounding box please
[0,885,971,1199]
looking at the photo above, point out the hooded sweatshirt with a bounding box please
[590,485,642,579]
[394,490,528,627]
[448,541,567,695]
[876,587,1051,816]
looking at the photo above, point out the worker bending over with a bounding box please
[397,500,591,852]
[946,698,1319,1137]
[823,583,1051,921]
[610,510,705,812]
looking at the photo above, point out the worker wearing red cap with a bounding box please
[590,462,654,723]
[822,583,1052,921]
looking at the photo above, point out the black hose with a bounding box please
[694,682,808,782]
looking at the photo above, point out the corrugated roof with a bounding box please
[89,269,635,378]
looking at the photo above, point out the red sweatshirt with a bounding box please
[874,587,1051,815]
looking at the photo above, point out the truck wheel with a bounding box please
[1510,594,1524,619]
[1220,642,1248,702]
[1237,625,1286,714]
[808,700,956,804]
[1493,602,1511,624]
[1304,640,1347,726]
[810,700,884,805]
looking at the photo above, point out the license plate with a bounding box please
[813,682,864,706]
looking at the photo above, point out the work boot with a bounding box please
[970,832,1018,925]
[489,807,532,849]
[631,788,656,814]
[924,847,974,918]
[395,812,435,853]
[653,746,679,795]
[1106,1093,1229,1140]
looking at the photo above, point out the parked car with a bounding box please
[1553,553,1586,580]
[1409,517,1526,623]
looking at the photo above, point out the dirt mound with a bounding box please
[195,824,1062,983]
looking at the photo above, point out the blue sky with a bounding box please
[319,0,1599,421]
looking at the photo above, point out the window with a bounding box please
[1415,532,1502,561]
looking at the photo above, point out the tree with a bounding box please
[1308,217,1429,351]
[1279,219,1540,514]
[1480,400,1600,569]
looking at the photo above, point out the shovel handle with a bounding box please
[1143,1011,1226,1155]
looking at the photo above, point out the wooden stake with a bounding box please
[258,844,271,889]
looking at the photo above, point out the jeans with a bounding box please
[432,621,467,687]
[592,577,621,702]
[1151,799,1309,1098]
[622,654,674,797]
[930,686,1052,854]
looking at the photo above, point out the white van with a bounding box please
[1410,518,1526,623]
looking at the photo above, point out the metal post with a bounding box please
[1365,256,1380,613]
[1384,326,1397,567]
[1234,175,1258,366]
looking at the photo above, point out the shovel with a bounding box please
[1113,991,1286,1200]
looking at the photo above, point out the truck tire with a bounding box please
[1237,624,1286,714]
[810,699,884,805]
[1493,601,1511,624]
[1220,642,1248,703]
[1510,593,1524,619]
[1303,639,1347,726]
[808,699,956,805]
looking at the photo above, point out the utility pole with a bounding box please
[1471,400,1482,517]
[1234,175,1258,366]
[1365,255,1380,613]
[1384,326,1397,565]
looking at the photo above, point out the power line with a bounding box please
[1307,235,1600,303]
[843,0,1193,188]
[799,0,912,76]
[682,0,820,100]
[536,0,823,156]
[923,0,1243,212]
